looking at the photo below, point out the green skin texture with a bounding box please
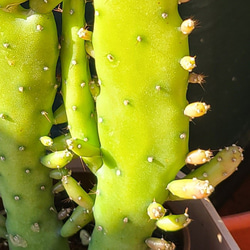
[60,0,100,159]
[0,6,69,249]
[90,0,190,249]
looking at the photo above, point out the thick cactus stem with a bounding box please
[0,5,69,249]
[89,0,190,248]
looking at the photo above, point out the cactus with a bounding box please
[0,4,69,249]
[0,0,245,249]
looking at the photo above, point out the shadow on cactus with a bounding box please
[0,0,244,249]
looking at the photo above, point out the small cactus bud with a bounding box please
[40,150,73,169]
[40,136,53,147]
[52,181,65,194]
[147,202,166,220]
[167,178,214,199]
[184,102,210,118]
[156,210,191,231]
[80,229,91,246]
[58,208,72,220]
[180,56,196,72]
[180,19,195,35]
[185,149,213,165]
[77,28,92,41]
[49,168,71,180]
[145,237,176,250]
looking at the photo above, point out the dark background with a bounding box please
[179,0,250,212]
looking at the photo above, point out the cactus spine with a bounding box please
[0,5,69,249]
[90,0,191,248]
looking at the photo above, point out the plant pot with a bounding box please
[166,199,239,250]
[222,211,250,250]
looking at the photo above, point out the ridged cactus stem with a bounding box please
[0,6,69,249]
[90,0,190,248]
[60,0,101,172]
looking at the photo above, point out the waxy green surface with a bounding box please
[90,0,190,248]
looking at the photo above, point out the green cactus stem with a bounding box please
[0,5,69,249]
[89,0,192,248]
[60,0,101,172]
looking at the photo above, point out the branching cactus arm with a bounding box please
[60,0,101,173]
[185,145,244,186]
